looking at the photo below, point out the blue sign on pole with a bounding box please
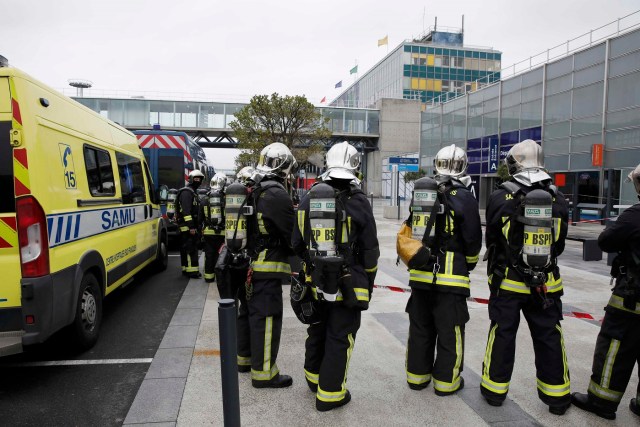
[389,157,419,165]
[488,138,499,172]
[388,164,419,172]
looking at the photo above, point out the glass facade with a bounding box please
[74,98,379,137]
[421,27,640,207]
[331,33,501,109]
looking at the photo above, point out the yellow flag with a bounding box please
[378,35,388,47]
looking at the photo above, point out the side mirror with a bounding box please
[158,185,169,202]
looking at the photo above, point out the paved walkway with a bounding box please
[123,199,638,426]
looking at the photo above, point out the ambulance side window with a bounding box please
[116,152,146,204]
[84,146,115,196]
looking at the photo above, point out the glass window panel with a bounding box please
[483,97,499,112]
[607,70,640,111]
[609,51,640,78]
[544,155,569,171]
[545,92,572,123]
[124,100,149,127]
[546,56,573,79]
[574,63,605,87]
[574,43,606,69]
[225,104,244,128]
[502,75,522,94]
[545,121,571,139]
[604,148,640,168]
[483,111,499,135]
[572,82,604,118]
[521,67,544,87]
[501,105,520,131]
[521,100,542,129]
[344,109,367,133]
[570,152,595,169]
[572,114,602,135]
[108,100,125,126]
[544,138,570,155]
[546,74,572,95]
[521,83,543,103]
[116,152,146,204]
[571,133,601,153]
[605,128,640,150]
[610,30,640,58]
[606,106,640,130]
[468,116,484,139]
[502,91,521,109]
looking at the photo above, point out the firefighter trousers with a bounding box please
[246,278,284,382]
[481,293,570,407]
[180,231,200,274]
[405,289,469,394]
[304,303,361,404]
[586,308,640,412]
[234,267,252,370]
[203,235,224,282]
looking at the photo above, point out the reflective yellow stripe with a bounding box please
[409,270,470,289]
[237,355,251,366]
[499,268,563,294]
[482,324,504,393]
[297,210,305,236]
[557,325,569,384]
[602,339,620,389]
[179,226,189,232]
[406,371,432,385]
[354,287,369,302]
[536,378,570,397]
[263,316,272,372]
[13,153,30,193]
[183,215,193,221]
[258,212,267,234]
[365,265,378,273]
[588,379,623,402]
[305,369,319,384]
[445,251,453,275]
[252,250,292,274]
[465,254,479,264]
[316,333,354,402]
[501,216,510,240]
[607,295,640,314]
[452,326,463,381]
[554,218,562,242]
[481,375,509,394]
[204,272,215,280]
[433,376,461,393]
[251,364,279,381]
[0,218,18,247]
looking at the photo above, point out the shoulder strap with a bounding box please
[422,197,441,246]
[500,180,522,196]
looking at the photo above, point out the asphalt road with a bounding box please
[0,252,188,427]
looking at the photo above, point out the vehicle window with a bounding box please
[84,146,115,196]
[0,121,14,213]
[143,161,157,204]
[116,152,146,204]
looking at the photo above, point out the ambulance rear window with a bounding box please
[84,146,115,196]
[0,121,14,213]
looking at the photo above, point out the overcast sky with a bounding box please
[3,0,639,169]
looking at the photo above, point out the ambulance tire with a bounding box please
[152,232,169,272]
[70,273,103,351]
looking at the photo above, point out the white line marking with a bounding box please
[4,358,153,367]
[169,254,181,257]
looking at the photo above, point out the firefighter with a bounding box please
[481,139,570,415]
[397,144,481,397]
[176,169,205,278]
[243,143,296,388]
[202,173,227,283]
[571,163,640,420]
[292,141,379,411]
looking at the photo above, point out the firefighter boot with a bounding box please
[316,390,351,412]
[549,403,570,416]
[630,398,640,417]
[252,374,293,389]
[571,392,616,420]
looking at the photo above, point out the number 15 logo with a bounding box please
[59,143,77,189]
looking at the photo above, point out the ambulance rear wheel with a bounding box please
[70,273,102,351]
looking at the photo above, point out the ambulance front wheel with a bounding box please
[70,273,103,351]
[152,232,169,272]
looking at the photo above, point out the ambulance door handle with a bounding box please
[144,204,149,219]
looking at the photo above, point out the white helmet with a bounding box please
[434,144,467,177]
[323,141,361,181]
[505,139,550,184]
[210,172,227,192]
[188,169,205,185]
[236,166,255,185]
[627,163,640,196]
[255,142,296,179]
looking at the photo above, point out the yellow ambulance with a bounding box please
[0,56,168,356]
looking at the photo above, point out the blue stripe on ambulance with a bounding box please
[47,205,148,248]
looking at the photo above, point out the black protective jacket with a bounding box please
[176,184,200,231]
[485,179,569,296]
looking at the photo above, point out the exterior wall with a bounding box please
[367,98,422,197]
[420,27,640,208]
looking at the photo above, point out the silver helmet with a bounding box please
[434,144,467,177]
[255,142,296,179]
[505,139,550,184]
[236,166,255,185]
[210,172,227,192]
[323,141,361,181]
[627,163,640,196]
[188,169,205,185]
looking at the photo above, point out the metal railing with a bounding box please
[429,9,640,106]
